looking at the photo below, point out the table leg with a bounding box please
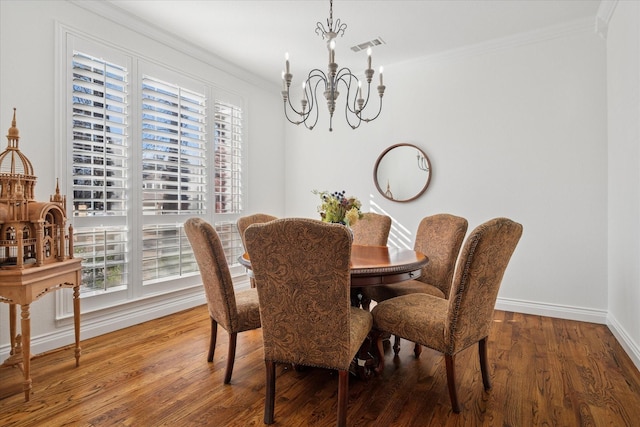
[20,303,32,402]
[9,303,16,355]
[73,284,81,367]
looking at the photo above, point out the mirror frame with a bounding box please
[373,143,432,203]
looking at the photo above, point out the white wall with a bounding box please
[286,22,609,321]
[0,1,285,358]
[607,0,640,368]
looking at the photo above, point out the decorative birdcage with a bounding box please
[0,108,73,269]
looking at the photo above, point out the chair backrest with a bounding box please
[184,217,239,332]
[237,213,278,250]
[244,218,354,370]
[446,217,523,354]
[414,214,469,298]
[351,212,392,246]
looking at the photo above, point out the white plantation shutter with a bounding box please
[73,227,128,294]
[141,224,198,283]
[213,100,244,267]
[141,76,207,215]
[141,76,207,284]
[71,51,129,293]
[214,101,243,214]
[71,52,128,216]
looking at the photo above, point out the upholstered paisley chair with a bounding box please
[371,217,523,413]
[184,217,261,384]
[244,218,373,427]
[363,213,468,355]
[237,213,278,288]
[351,212,392,246]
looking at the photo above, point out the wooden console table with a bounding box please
[0,258,82,401]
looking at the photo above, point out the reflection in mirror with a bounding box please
[374,143,431,202]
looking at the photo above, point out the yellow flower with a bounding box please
[345,207,360,227]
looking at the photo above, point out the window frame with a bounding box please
[56,27,248,317]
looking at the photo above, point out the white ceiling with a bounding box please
[106,0,602,85]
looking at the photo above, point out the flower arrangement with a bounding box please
[313,190,363,226]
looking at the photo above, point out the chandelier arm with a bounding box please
[356,80,374,112]
[332,72,364,130]
[283,68,327,119]
[284,81,308,118]
[283,102,306,126]
[344,100,363,130]
[357,97,384,123]
[334,71,366,115]
[306,68,329,103]
[305,78,324,130]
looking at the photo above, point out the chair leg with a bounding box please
[414,342,422,358]
[224,332,238,384]
[479,337,491,390]
[337,370,349,427]
[208,317,218,363]
[264,360,276,424]
[393,335,401,355]
[444,354,461,413]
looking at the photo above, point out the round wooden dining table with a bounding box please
[348,245,428,287]
[238,244,428,287]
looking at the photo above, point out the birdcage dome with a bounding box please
[0,108,34,176]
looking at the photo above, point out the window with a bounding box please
[64,34,246,307]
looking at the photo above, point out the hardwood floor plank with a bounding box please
[2,306,639,426]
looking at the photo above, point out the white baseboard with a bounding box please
[495,296,608,324]
[607,313,640,372]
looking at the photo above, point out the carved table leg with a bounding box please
[348,287,377,379]
[21,303,32,401]
[9,303,16,355]
[371,329,386,374]
[73,284,81,367]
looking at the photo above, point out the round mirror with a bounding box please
[374,143,432,202]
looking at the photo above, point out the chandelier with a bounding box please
[281,0,385,131]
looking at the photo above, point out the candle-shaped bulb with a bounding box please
[329,40,336,63]
[285,52,290,74]
[281,71,286,90]
[367,47,372,70]
[302,81,307,100]
[358,81,363,99]
[379,66,384,85]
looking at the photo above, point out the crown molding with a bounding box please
[596,0,619,39]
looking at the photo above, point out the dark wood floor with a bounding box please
[1,305,639,426]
